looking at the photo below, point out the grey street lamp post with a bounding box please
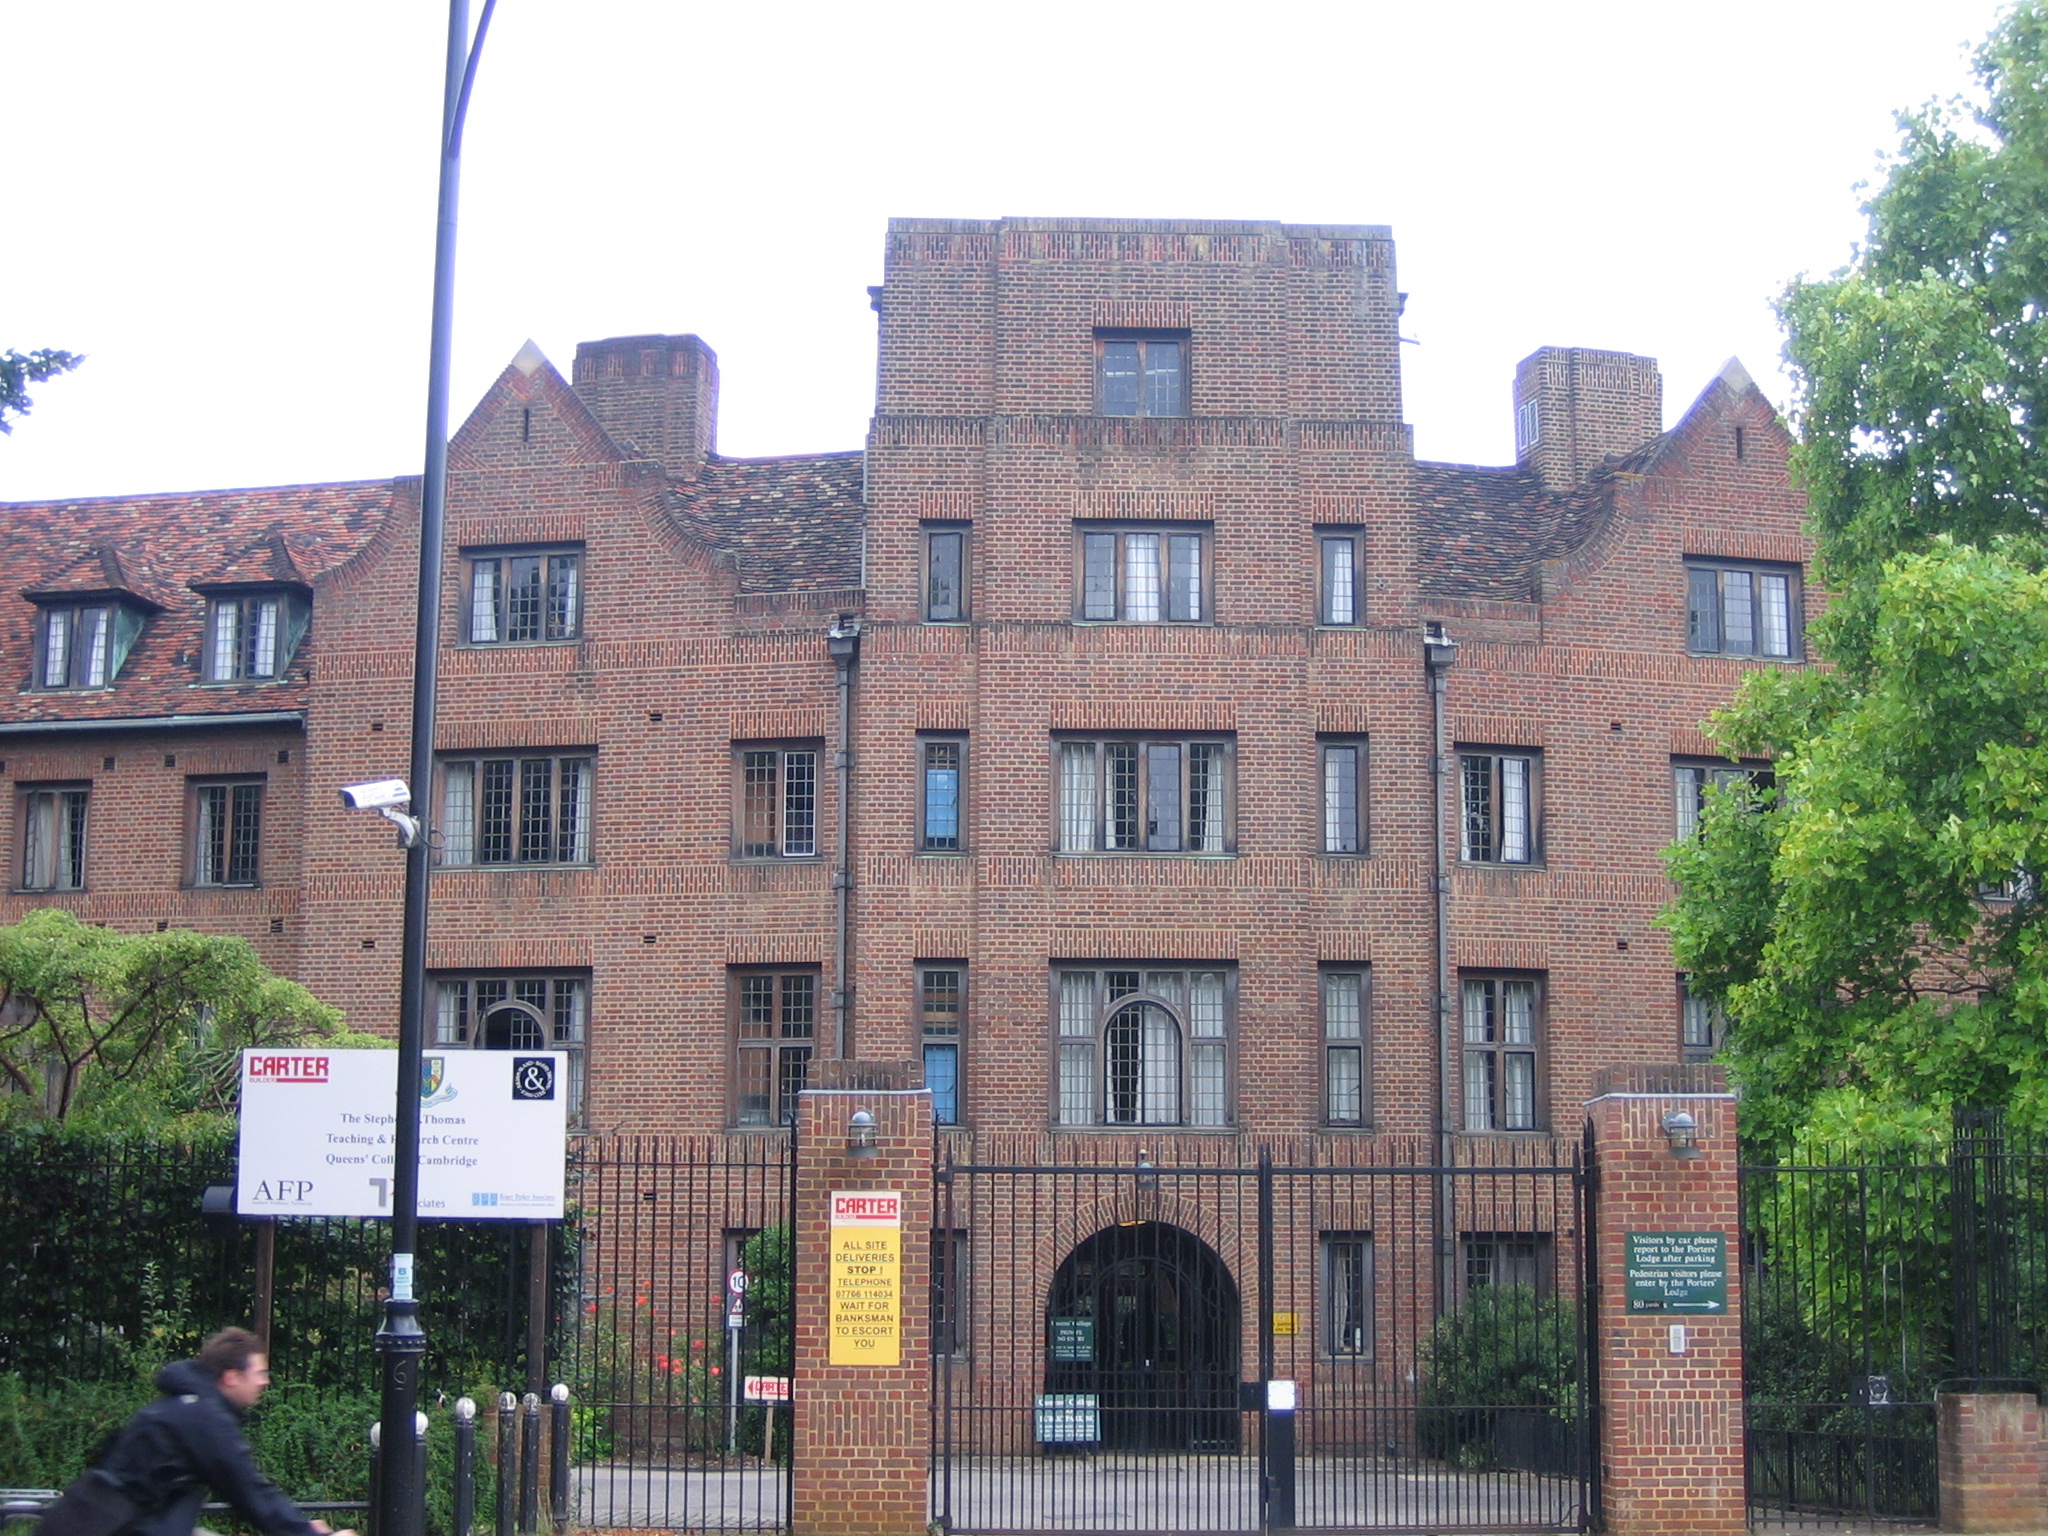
[374,7,496,1536]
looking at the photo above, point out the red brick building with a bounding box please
[4,218,1806,1505]
[2,215,1806,1146]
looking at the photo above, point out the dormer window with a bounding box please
[35,603,144,690]
[204,593,308,682]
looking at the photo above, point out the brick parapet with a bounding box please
[1585,1079,1744,1536]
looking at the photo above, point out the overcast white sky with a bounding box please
[3,1,2011,503]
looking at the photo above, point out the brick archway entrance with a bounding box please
[1044,1220,1241,1452]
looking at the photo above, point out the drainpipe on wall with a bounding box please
[1423,622,1460,1320]
[827,616,863,1059]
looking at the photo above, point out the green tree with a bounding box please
[1665,3,2048,1142]
[0,909,376,1130]
[1,348,83,433]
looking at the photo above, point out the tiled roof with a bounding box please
[1,481,399,725]
[680,451,866,593]
[191,532,317,591]
[1412,445,1655,600]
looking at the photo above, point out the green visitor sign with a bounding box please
[1625,1231,1728,1313]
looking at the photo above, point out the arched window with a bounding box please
[433,974,587,1118]
[1056,968,1230,1127]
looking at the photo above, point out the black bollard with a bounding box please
[452,1397,478,1536]
[518,1391,541,1535]
[547,1385,570,1534]
[495,1393,518,1536]
[367,1421,383,1536]
[412,1411,429,1527]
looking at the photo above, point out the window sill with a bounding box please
[190,678,288,688]
[1051,1123,1240,1135]
[189,883,263,892]
[728,855,824,866]
[435,862,596,872]
[1070,618,1213,629]
[459,638,582,650]
[10,887,89,897]
[1456,1127,1555,1140]
[1053,850,1237,860]
[1687,648,1803,663]
[1458,860,1546,872]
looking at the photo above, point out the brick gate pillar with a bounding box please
[1584,1064,1745,1536]
[792,1062,931,1536]
[1938,1391,2048,1532]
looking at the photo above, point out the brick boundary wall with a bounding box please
[1585,1067,1746,1536]
[792,1067,932,1536]
[1939,1391,2048,1533]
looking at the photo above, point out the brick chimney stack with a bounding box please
[1513,346,1662,494]
[572,333,720,479]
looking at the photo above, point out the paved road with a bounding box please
[576,1454,1586,1531]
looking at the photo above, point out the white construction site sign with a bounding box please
[236,1048,567,1219]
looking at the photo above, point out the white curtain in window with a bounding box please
[81,609,109,686]
[209,604,240,681]
[440,763,475,864]
[1189,977,1226,1124]
[559,759,592,862]
[1722,570,1755,651]
[41,612,69,687]
[1322,537,1356,624]
[470,562,500,642]
[1758,574,1791,656]
[1141,1006,1179,1123]
[1504,1052,1536,1128]
[1058,1043,1094,1124]
[1500,757,1529,862]
[1674,766,1703,841]
[250,600,280,677]
[1058,743,1098,851]
[1464,1051,1496,1131]
[1503,981,1536,1043]
[434,984,465,1044]
[1123,534,1161,622]
[21,794,53,888]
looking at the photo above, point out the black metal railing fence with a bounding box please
[1741,1108,2048,1530]
[562,1133,795,1534]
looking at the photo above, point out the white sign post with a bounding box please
[236,1048,567,1219]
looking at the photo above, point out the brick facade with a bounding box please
[4,220,1807,1497]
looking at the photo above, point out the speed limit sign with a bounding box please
[728,1269,749,1296]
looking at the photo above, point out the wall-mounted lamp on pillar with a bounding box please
[1136,1150,1159,1193]
[847,1108,878,1158]
[1662,1109,1704,1160]
[1423,622,1459,674]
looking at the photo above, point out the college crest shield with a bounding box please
[420,1055,446,1099]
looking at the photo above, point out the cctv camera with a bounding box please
[338,779,412,811]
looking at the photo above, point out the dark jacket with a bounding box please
[97,1361,319,1536]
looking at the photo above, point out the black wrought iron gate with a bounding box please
[931,1135,1593,1533]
